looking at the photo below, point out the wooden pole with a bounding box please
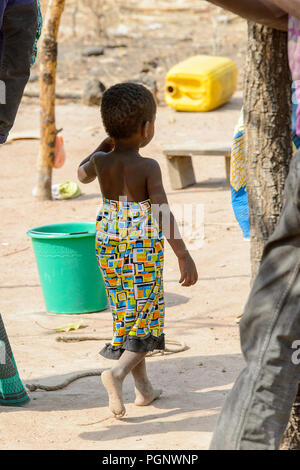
[36,0,65,200]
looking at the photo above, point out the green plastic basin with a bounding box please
[27,222,107,314]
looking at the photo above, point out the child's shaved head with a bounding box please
[101,82,156,139]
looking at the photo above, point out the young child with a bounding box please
[78,83,198,418]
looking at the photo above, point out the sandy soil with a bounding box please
[0,92,251,450]
[29,0,247,99]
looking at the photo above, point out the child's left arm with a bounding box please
[146,159,198,287]
[78,137,114,184]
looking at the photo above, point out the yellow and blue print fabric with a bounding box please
[230,109,249,239]
[231,85,300,240]
[96,197,165,360]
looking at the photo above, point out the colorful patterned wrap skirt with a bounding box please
[96,197,165,360]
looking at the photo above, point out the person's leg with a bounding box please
[0,1,8,30]
[210,150,300,450]
[131,358,162,406]
[0,314,29,406]
[101,350,147,418]
[0,0,38,142]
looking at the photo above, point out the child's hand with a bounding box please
[98,136,114,153]
[178,253,198,287]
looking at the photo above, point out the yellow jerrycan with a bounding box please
[165,55,237,112]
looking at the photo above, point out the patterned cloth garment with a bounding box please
[0,314,29,406]
[289,15,300,137]
[32,0,42,66]
[0,0,41,405]
[96,197,165,360]
[230,87,300,240]
[230,109,250,239]
[230,16,300,240]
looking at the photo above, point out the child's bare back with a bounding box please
[92,148,157,203]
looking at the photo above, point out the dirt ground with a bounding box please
[0,1,251,451]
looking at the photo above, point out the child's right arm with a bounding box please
[77,137,114,184]
[146,159,198,287]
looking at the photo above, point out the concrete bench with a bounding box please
[163,142,232,190]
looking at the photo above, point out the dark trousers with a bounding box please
[0,0,38,142]
[210,150,300,449]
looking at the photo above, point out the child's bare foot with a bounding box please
[134,381,162,406]
[101,370,126,418]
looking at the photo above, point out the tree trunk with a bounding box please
[244,23,300,450]
[244,22,292,279]
[36,0,65,200]
[281,385,300,450]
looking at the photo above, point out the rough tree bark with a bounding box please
[36,0,65,200]
[281,385,300,450]
[244,22,300,450]
[244,22,292,279]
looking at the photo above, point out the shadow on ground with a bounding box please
[1,353,243,416]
